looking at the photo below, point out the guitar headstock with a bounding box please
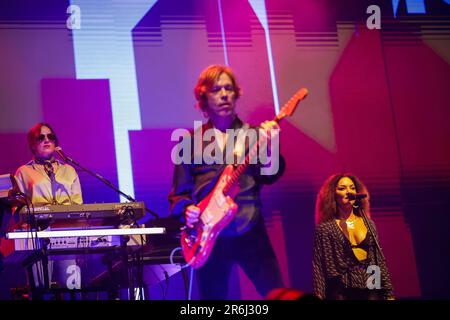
[275,88,308,121]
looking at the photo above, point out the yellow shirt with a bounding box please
[15,159,83,207]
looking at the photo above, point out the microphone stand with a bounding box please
[354,200,385,263]
[59,153,159,219]
[58,153,157,301]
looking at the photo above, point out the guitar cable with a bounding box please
[169,246,194,300]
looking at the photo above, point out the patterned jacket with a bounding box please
[312,218,394,299]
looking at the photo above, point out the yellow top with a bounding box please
[336,214,368,261]
[15,159,83,207]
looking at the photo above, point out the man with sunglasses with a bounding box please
[15,122,83,207]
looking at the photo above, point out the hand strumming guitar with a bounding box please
[185,204,201,228]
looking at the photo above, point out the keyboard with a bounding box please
[19,202,146,222]
[7,227,165,251]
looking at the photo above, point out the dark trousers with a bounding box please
[327,280,386,300]
[196,217,284,300]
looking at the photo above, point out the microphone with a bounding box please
[346,193,368,200]
[55,146,71,162]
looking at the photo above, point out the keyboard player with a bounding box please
[14,122,83,211]
[6,123,83,292]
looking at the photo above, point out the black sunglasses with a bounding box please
[37,133,56,142]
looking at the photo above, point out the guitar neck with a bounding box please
[223,88,308,194]
[222,116,280,195]
[221,88,307,195]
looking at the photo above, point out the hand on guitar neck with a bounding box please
[183,120,280,228]
[259,120,281,158]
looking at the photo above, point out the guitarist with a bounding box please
[168,65,285,299]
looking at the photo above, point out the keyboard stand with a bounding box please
[7,227,165,300]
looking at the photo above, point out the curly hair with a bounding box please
[315,173,370,225]
[193,65,241,114]
[27,122,59,155]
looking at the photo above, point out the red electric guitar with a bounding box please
[181,88,308,268]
